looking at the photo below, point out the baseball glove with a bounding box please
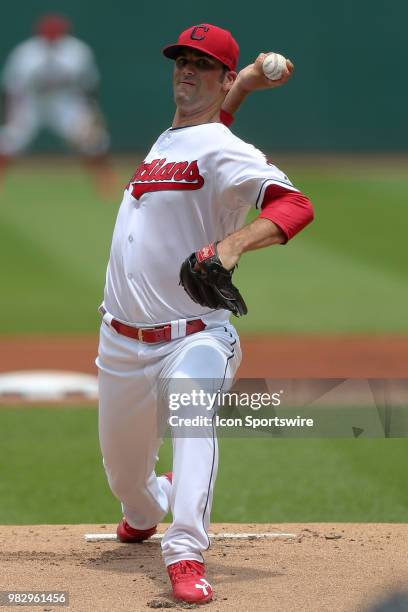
[179,242,248,317]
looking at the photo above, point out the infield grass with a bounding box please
[1,406,407,525]
[0,157,407,334]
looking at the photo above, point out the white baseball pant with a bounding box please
[96,317,241,566]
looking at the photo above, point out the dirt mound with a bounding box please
[1,523,408,611]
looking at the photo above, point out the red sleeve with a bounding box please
[259,184,314,242]
[219,109,234,127]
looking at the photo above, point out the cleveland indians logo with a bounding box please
[128,158,205,200]
[190,25,209,41]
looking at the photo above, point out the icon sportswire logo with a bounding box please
[128,158,205,199]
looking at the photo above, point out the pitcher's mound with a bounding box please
[1,523,408,611]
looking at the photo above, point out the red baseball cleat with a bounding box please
[167,560,213,604]
[117,518,157,543]
[116,472,172,543]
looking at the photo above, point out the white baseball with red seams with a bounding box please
[96,121,304,567]
[262,52,287,81]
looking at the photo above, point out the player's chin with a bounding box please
[174,89,196,106]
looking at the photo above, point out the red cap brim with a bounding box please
[162,43,231,70]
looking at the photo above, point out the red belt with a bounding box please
[100,307,206,344]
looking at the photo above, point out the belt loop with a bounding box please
[102,311,114,327]
[170,320,179,340]
[170,319,187,340]
[179,319,187,337]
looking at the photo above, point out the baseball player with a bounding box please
[96,24,314,604]
[0,14,116,197]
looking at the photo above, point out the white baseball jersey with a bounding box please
[103,122,298,326]
[2,35,99,96]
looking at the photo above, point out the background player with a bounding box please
[0,13,117,197]
[96,24,313,604]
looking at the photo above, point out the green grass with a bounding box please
[1,406,408,524]
[234,169,408,334]
[0,160,407,334]
[0,167,118,333]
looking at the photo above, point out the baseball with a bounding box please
[262,53,287,81]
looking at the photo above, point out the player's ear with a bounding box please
[222,70,237,92]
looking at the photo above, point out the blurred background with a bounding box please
[0,0,407,525]
[1,0,405,152]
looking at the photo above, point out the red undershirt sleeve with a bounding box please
[219,109,234,127]
[259,184,314,242]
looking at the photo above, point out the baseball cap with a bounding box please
[162,24,239,71]
[35,14,71,41]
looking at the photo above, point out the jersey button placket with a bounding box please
[125,235,134,280]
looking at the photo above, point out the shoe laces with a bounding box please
[168,560,204,583]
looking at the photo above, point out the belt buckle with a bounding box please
[137,326,157,343]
